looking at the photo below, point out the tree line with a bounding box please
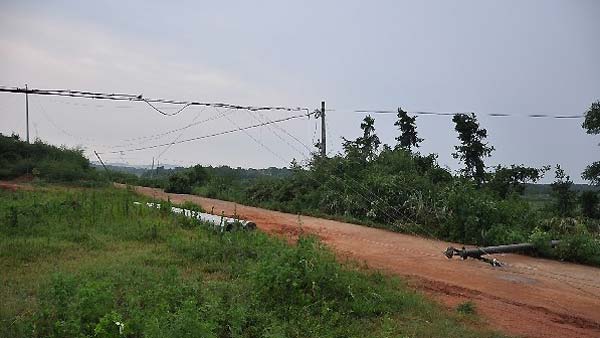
[135,101,599,266]
[1,101,598,266]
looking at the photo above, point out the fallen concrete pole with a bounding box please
[134,202,256,231]
[444,240,561,266]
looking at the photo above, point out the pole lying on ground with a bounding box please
[444,240,561,266]
[134,202,257,231]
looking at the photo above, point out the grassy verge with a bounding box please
[0,186,504,338]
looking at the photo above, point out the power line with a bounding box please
[354,109,584,119]
[97,111,314,154]
[0,85,311,116]
[34,97,116,148]
[245,109,310,158]
[155,107,211,161]
[119,107,229,144]
[221,109,291,164]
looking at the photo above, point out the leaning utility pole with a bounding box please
[320,100,326,157]
[25,84,29,143]
[94,150,111,180]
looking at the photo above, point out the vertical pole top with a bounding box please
[320,101,326,157]
[25,84,29,143]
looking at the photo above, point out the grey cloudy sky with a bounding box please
[0,0,598,182]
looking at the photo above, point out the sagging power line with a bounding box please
[0,85,310,116]
[355,109,584,119]
[96,111,315,155]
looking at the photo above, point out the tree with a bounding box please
[582,101,600,134]
[582,162,600,186]
[188,164,208,185]
[487,165,549,198]
[582,101,600,185]
[394,107,423,151]
[551,165,577,217]
[165,172,192,194]
[342,115,381,161]
[452,113,494,184]
[580,191,599,219]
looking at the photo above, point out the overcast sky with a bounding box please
[0,0,598,182]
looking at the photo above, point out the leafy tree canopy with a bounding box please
[582,100,600,135]
[583,162,600,186]
[342,115,381,162]
[581,101,600,185]
[394,107,423,151]
[487,165,549,198]
[551,165,577,217]
[452,113,494,184]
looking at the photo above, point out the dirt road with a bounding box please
[128,185,600,338]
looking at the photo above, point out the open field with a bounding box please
[126,184,600,338]
[0,183,504,338]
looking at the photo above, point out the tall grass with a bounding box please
[0,186,504,338]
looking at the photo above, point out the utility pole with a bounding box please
[25,84,29,143]
[151,157,155,178]
[320,100,326,157]
[94,150,111,180]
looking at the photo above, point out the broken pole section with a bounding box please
[444,240,561,266]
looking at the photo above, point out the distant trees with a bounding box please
[582,101,600,185]
[165,172,193,194]
[487,165,548,198]
[550,165,577,217]
[165,165,207,194]
[452,113,494,185]
[394,107,423,151]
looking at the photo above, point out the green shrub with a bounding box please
[0,133,99,182]
[165,172,192,194]
[580,191,599,219]
[529,220,600,266]
[442,181,535,245]
[456,301,476,315]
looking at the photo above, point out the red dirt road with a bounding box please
[129,185,600,338]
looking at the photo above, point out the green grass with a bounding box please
[0,186,505,338]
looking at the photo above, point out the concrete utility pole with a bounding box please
[94,150,111,180]
[151,157,155,178]
[25,84,29,143]
[320,100,326,157]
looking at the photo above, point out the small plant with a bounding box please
[6,206,18,227]
[456,301,477,315]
